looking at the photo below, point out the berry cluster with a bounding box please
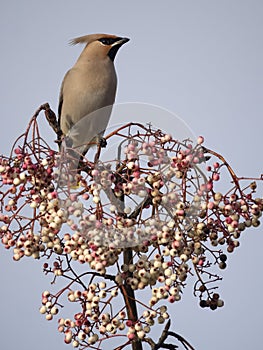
[39,280,170,347]
[0,114,262,349]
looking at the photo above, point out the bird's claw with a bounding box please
[99,137,107,148]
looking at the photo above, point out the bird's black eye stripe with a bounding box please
[98,37,121,45]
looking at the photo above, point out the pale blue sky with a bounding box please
[0,1,263,349]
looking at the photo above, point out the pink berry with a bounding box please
[213,162,220,169]
[213,173,220,181]
[197,136,204,145]
[14,148,21,155]
[128,333,136,340]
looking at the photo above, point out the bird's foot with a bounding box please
[99,137,107,148]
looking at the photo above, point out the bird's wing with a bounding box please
[58,70,72,146]
[58,72,69,129]
[57,88,63,147]
[58,91,63,127]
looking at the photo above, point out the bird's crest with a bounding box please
[69,33,117,46]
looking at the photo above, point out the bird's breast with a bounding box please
[61,62,117,128]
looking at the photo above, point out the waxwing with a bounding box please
[58,33,129,158]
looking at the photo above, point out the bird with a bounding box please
[58,33,129,164]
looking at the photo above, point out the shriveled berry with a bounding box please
[219,254,227,262]
[219,261,227,269]
[199,300,208,308]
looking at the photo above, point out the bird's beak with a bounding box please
[112,37,130,47]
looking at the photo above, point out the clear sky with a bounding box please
[0,1,263,349]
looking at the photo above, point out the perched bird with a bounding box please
[58,33,129,160]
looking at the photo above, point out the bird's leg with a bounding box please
[43,103,63,145]
[94,136,107,163]
[77,155,84,173]
[94,143,102,163]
